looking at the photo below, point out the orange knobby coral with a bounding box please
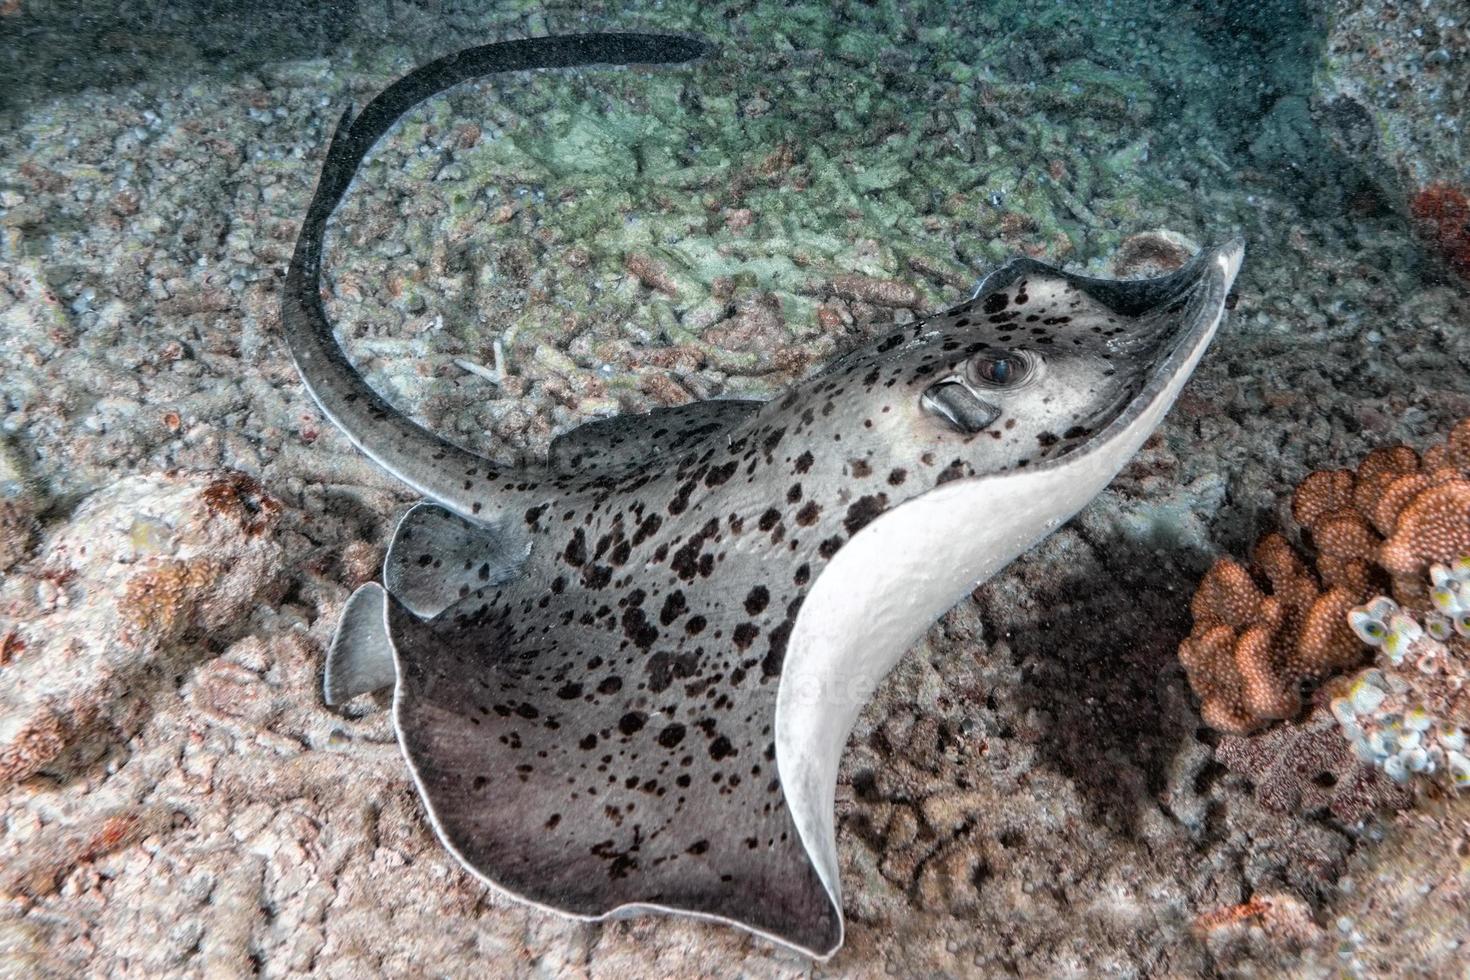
[1180,419,1470,733]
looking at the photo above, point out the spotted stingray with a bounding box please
[281,33,1244,958]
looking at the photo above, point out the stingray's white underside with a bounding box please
[775,243,1244,953]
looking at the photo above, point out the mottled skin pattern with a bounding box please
[282,32,1235,957]
[384,269,1201,952]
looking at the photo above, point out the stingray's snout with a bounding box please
[1113,240,1243,369]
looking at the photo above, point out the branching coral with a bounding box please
[1179,532,1369,733]
[1180,419,1470,734]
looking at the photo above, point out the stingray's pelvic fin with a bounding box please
[323,582,396,706]
[383,503,531,619]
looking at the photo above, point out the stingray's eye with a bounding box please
[970,349,1033,387]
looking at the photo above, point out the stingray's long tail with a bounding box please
[281,34,709,521]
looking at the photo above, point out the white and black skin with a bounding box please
[282,33,1244,959]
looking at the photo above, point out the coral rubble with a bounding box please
[0,471,284,788]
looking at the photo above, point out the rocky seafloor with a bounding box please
[1,0,1468,976]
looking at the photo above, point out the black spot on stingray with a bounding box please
[1037,431,1059,447]
[786,483,803,503]
[417,553,433,567]
[936,458,969,484]
[888,467,907,486]
[687,840,710,855]
[709,736,737,761]
[818,535,844,559]
[647,650,697,693]
[632,512,663,546]
[670,543,701,582]
[515,703,539,720]
[795,501,820,526]
[598,676,623,695]
[733,622,759,649]
[658,724,687,748]
[843,493,888,535]
[557,682,583,700]
[659,590,688,626]
[525,503,547,526]
[564,529,587,566]
[669,518,719,583]
[1063,425,1091,439]
[668,480,696,516]
[591,840,638,878]
[794,563,810,586]
[762,427,786,454]
[876,333,903,353]
[982,292,1008,314]
[618,712,646,736]
[686,615,707,635]
[761,604,801,679]
[758,508,781,532]
[744,585,770,615]
[621,607,659,649]
[705,460,737,487]
[794,451,814,474]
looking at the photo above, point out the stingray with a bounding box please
[281,33,1244,958]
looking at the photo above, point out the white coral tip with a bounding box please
[1446,751,1470,787]
[1351,679,1387,715]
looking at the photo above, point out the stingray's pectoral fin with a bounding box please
[324,582,396,706]
[384,502,532,619]
[387,597,842,958]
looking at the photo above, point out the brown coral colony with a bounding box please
[1180,419,1470,733]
